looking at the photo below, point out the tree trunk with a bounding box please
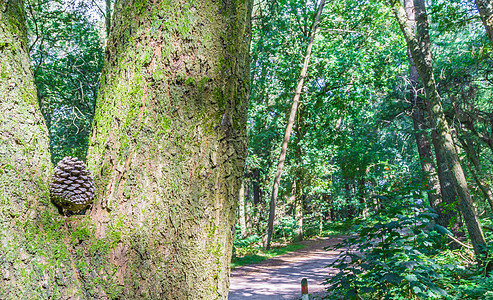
[245,182,252,231]
[252,168,260,205]
[0,1,81,298]
[294,107,305,242]
[411,102,443,207]
[357,178,367,218]
[458,136,493,210]
[404,0,460,230]
[404,0,442,213]
[475,0,493,45]
[83,1,252,298]
[431,129,460,228]
[294,178,304,242]
[105,0,111,37]
[390,0,487,258]
[239,181,247,238]
[265,0,325,250]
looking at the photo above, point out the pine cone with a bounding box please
[50,156,95,211]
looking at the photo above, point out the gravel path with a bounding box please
[228,236,346,300]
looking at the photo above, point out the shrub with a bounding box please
[325,194,459,299]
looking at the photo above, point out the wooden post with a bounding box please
[301,278,309,300]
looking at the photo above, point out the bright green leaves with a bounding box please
[26,0,105,163]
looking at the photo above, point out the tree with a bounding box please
[404,0,460,230]
[265,0,325,250]
[26,0,104,163]
[84,0,253,298]
[390,0,487,258]
[475,0,493,44]
[0,1,84,298]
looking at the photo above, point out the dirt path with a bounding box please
[228,236,346,300]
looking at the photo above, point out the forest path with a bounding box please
[228,236,346,300]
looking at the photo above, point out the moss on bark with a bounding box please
[0,1,84,298]
[84,1,253,298]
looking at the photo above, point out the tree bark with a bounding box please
[475,0,493,45]
[239,181,247,238]
[431,129,460,228]
[293,178,304,242]
[357,178,368,218]
[404,0,442,214]
[265,0,325,250]
[252,168,260,205]
[0,1,81,298]
[105,0,111,37]
[83,1,252,298]
[404,0,461,230]
[458,136,493,210]
[294,107,305,242]
[410,101,442,208]
[390,0,487,258]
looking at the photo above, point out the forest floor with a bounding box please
[228,236,347,299]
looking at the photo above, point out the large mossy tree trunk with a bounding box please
[84,0,252,298]
[0,1,83,298]
[391,0,487,258]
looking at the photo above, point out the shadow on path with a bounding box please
[228,236,347,300]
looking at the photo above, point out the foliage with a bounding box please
[273,216,299,242]
[19,0,493,295]
[26,0,105,163]
[447,275,493,299]
[325,186,460,300]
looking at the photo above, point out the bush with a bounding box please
[325,194,460,299]
[273,216,298,242]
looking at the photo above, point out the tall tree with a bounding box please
[265,0,325,250]
[390,0,487,258]
[405,0,441,215]
[475,0,493,44]
[405,0,460,230]
[85,0,252,298]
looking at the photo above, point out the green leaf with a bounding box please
[434,224,453,236]
[405,274,418,282]
[402,260,418,269]
[412,286,422,294]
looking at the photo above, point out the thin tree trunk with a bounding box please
[245,181,252,231]
[252,168,260,205]
[239,181,247,238]
[458,136,493,210]
[390,0,487,258]
[294,107,305,242]
[404,0,442,213]
[265,0,325,250]
[357,178,367,218]
[85,1,253,298]
[475,0,493,45]
[293,178,304,242]
[105,0,111,37]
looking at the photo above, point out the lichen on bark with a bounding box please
[85,0,253,298]
[0,1,82,298]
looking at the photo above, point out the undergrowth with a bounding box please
[324,184,493,300]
